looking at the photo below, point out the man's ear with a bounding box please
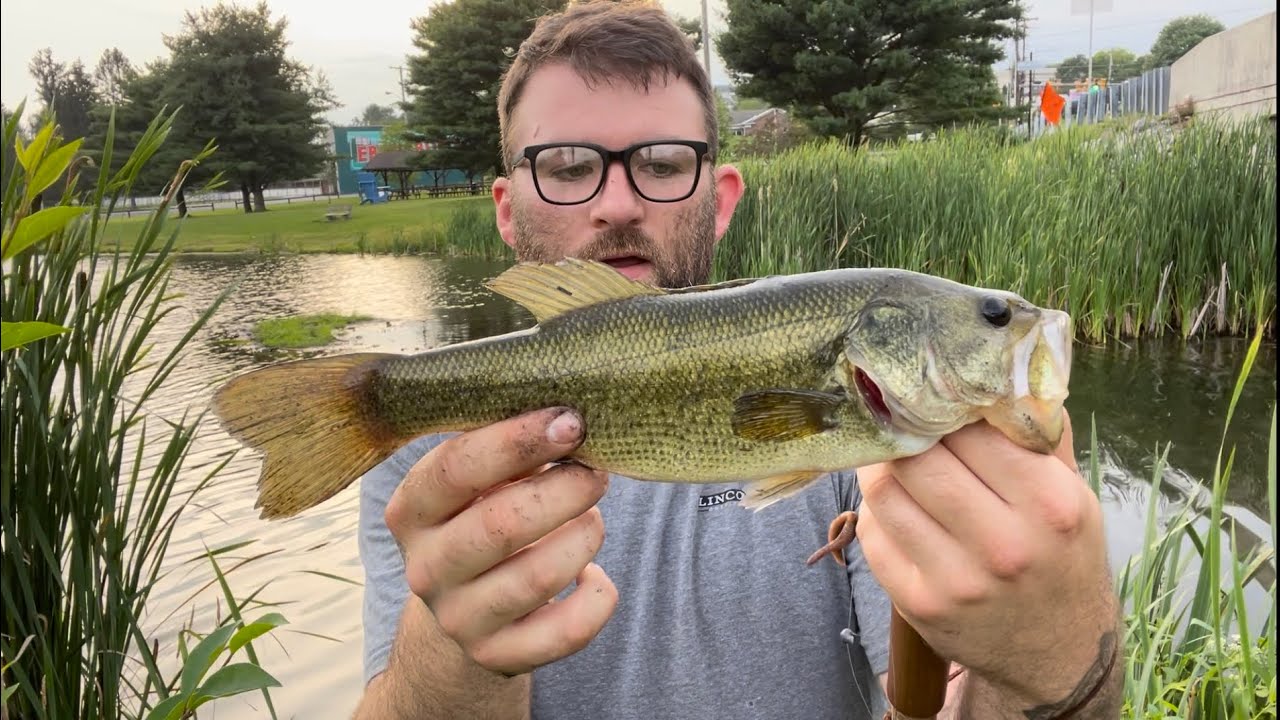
[492,176,517,249]
[711,163,745,244]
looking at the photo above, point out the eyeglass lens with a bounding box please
[532,144,700,203]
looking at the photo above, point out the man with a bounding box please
[354,2,1123,718]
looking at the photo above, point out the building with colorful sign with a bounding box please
[325,125,473,195]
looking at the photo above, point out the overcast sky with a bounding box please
[2,0,1273,125]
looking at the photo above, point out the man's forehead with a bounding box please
[509,62,705,149]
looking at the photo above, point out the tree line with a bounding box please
[19,0,1212,214]
[1053,14,1228,85]
[8,1,334,216]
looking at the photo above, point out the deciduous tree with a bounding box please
[1148,14,1226,68]
[160,1,336,212]
[716,0,1023,147]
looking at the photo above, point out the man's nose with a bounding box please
[589,161,643,228]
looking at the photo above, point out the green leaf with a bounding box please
[297,569,361,586]
[3,206,89,260]
[187,663,282,710]
[1,321,71,351]
[179,623,238,696]
[142,695,187,720]
[28,138,84,198]
[227,612,289,655]
[17,122,54,171]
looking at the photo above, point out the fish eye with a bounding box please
[980,296,1012,327]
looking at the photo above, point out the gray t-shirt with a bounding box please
[359,434,892,719]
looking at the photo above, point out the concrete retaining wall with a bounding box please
[1169,12,1276,120]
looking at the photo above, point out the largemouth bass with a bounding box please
[213,259,1072,519]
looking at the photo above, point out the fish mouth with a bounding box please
[853,367,893,426]
[981,309,1074,453]
[599,255,653,280]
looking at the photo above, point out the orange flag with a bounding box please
[1040,82,1065,125]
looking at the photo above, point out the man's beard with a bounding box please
[510,189,718,289]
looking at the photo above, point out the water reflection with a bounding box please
[117,253,1273,720]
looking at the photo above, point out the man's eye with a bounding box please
[549,164,596,181]
[638,161,681,178]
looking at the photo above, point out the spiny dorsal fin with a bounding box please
[485,258,664,322]
[730,389,846,442]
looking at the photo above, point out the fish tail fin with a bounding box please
[212,353,403,519]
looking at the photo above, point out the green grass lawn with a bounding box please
[100,194,496,253]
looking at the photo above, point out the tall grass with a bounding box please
[714,116,1276,342]
[1,109,280,718]
[1109,325,1276,718]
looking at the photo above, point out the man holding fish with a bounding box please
[213,1,1124,717]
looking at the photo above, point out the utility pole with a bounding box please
[700,0,711,81]
[389,65,408,105]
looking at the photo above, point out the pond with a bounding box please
[133,253,1275,719]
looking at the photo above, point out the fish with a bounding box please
[212,258,1073,520]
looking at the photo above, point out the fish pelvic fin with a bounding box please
[212,353,402,520]
[741,470,825,511]
[485,258,664,322]
[731,389,844,442]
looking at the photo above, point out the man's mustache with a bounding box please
[574,227,658,261]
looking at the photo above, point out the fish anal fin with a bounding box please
[731,389,844,442]
[741,470,825,511]
[485,258,664,322]
[212,353,404,519]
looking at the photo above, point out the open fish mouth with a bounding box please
[853,366,893,426]
[848,309,1074,450]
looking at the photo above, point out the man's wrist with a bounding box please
[951,620,1124,720]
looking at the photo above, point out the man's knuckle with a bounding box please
[1040,490,1086,535]
[467,637,506,672]
[905,589,947,625]
[520,562,567,606]
[985,543,1031,580]
[432,597,467,640]
[404,557,437,601]
[477,503,521,556]
[949,576,990,606]
[430,441,473,494]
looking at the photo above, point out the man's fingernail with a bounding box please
[547,410,582,444]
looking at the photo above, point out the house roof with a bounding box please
[729,108,786,130]
[361,149,419,171]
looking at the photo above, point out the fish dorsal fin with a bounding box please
[486,258,664,322]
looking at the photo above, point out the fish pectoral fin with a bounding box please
[741,469,825,511]
[731,389,845,442]
[485,258,664,322]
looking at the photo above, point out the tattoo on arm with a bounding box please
[1022,630,1120,720]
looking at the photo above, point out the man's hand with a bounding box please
[855,411,1121,713]
[384,407,618,677]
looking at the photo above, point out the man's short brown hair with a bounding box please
[497,0,718,173]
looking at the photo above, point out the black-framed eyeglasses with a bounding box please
[511,140,711,205]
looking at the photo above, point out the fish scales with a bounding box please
[369,269,906,484]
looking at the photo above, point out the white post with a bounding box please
[1086,0,1094,84]
[701,0,711,78]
